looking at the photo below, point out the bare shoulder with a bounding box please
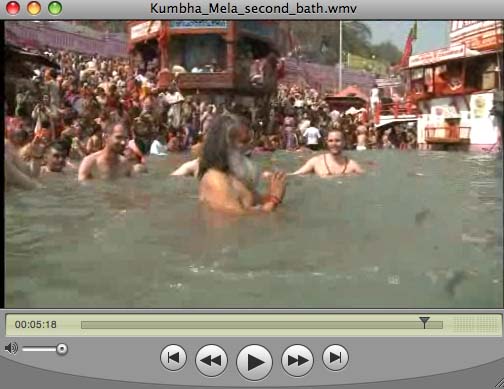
[199,169,231,202]
[80,152,98,168]
[202,169,238,194]
[201,169,229,187]
[312,154,326,164]
[78,152,98,181]
[84,150,101,162]
[348,158,364,173]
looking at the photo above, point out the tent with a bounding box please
[334,85,369,102]
[324,85,369,112]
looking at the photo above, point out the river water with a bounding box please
[5,150,503,308]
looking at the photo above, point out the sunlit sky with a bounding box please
[366,21,450,54]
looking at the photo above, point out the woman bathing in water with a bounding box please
[290,129,364,177]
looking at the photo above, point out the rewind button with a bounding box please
[196,345,227,377]
[282,345,313,377]
[200,354,222,367]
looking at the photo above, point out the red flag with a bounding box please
[399,22,418,68]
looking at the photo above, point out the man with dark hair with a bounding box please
[291,129,364,177]
[40,141,67,175]
[78,122,132,182]
[198,114,287,214]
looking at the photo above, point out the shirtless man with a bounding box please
[78,123,132,182]
[198,114,287,214]
[40,141,68,175]
[290,129,364,177]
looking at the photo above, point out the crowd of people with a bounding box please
[5,45,419,213]
[264,83,418,152]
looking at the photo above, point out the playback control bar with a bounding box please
[2,312,504,387]
[5,313,502,337]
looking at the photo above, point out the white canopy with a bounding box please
[345,106,360,115]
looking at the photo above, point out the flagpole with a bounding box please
[339,20,343,91]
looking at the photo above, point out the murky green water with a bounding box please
[5,150,503,308]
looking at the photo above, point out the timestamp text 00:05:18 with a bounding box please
[14,320,57,329]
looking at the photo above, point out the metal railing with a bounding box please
[425,126,471,143]
[374,101,419,123]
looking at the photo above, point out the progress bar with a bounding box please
[81,320,444,330]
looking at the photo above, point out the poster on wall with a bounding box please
[472,94,491,118]
[470,92,497,145]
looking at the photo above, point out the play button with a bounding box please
[248,354,264,370]
[282,345,313,377]
[323,345,349,371]
[160,345,186,371]
[237,345,272,381]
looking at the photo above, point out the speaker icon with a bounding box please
[4,342,19,355]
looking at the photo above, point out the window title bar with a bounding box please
[1,0,504,19]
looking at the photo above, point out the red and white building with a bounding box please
[405,20,502,151]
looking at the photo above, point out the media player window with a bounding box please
[4,19,503,309]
